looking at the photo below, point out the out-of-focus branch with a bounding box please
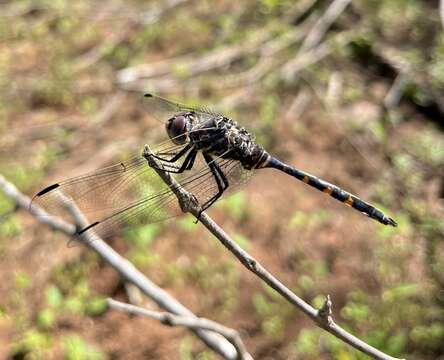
[115,18,313,92]
[108,298,253,360]
[281,0,352,81]
[0,174,238,360]
[73,0,189,72]
[116,30,273,91]
[373,42,444,114]
[143,146,404,360]
[299,0,351,53]
[64,92,125,150]
[440,0,444,30]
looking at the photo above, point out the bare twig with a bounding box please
[440,0,444,30]
[108,298,253,360]
[281,0,352,82]
[73,0,189,72]
[143,146,404,360]
[116,19,313,92]
[116,30,272,89]
[65,92,125,150]
[384,73,407,110]
[299,0,351,53]
[283,89,312,122]
[0,174,238,360]
[373,42,444,113]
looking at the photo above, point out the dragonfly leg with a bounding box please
[152,143,192,163]
[199,152,229,215]
[167,149,198,174]
[148,147,198,174]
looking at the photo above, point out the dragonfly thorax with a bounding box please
[187,114,269,170]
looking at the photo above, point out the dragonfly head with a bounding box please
[166,112,191,145]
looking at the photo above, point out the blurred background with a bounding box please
[0,0,443,359]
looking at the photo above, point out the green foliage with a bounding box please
[338,284,444,357]
[290,209,331,229]
[10,329,52,359]
[15,271,32,291]
[179,336,193,360]
[45,285,63,308]
[37,308,56,329]
[410,324,444,349]
[294,328,319,356]
[429,36,444,87]
[84,297,107,317]
[79,96,99,115]
[128,250,160,269]
[63,335,105,360]
[185,256,240,316]
[232,233,251,251]
[257,94,280,146]
[45,261,108,320]
[2,0,444,359]
[262,315,284,339]
[0,211,21,238]
[252,289,293,341]
[405,130,444,167]
[125,223,161,248]
[403,81,431,106]
[3,165,43,192]
[218,191,248,220]
[178,213,199,231]
[196,351,215,360]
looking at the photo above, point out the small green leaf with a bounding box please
[45,285,63,308]
[37,309,55,329]
[63,335,104,360]
[85,297,107,317]
[14,271,32,290]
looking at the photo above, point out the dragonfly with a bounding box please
[31,93,397,239]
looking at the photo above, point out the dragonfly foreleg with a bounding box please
[152,143,192,163]
[199,152,229,212]
[149,148,198,174]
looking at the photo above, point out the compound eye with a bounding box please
[166,115,187,144]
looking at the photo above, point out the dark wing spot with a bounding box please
[144,93,153,98]
[36,183,60,196]
[78,221,100,235]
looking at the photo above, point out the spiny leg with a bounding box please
[172,148,198,174]
[152,143,192,163]
[199,152,229,213]
[150,147,198,174]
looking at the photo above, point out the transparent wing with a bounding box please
[31,140,189,238]
[31,142,253,241]
[143,93,221,125]
[81,153,253,240]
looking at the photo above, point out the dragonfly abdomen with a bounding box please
[264,157,397,227]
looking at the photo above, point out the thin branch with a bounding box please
[281,0,352,82]
[116,19,313,92]
[0,174,238,360]
[143,146,404,360]
[299,0,351,53]
[108,298,253,360]
[384,73,407,110]
[64,92,125,150]
[73,0,189,72]
[441,0,444,31]
[116,30,271,85]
